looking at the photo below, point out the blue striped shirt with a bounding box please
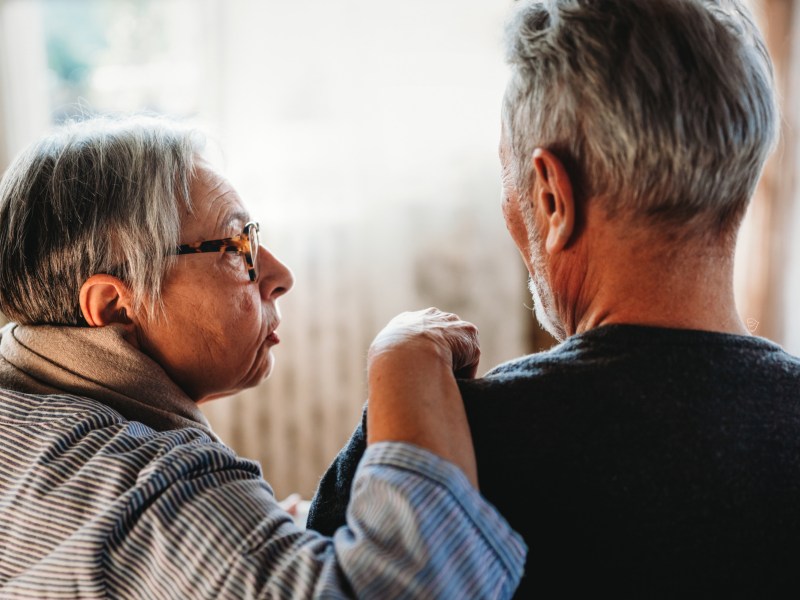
[0,388,526,598]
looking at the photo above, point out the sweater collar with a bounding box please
[0,322,217,440]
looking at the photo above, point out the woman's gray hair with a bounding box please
[0,115,204,325]
[503,0,779,235]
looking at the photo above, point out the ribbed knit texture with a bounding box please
[310,324,800,597]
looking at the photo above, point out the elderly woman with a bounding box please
[0,116,525,598]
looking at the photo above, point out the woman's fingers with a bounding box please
[368,308,480,377]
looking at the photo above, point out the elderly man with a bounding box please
[0,116,525,598]
[308,0,800,595]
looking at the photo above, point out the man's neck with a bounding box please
[554,225,748,338]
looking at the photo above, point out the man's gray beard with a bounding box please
[523,203,568,341]
[528,273,567,342]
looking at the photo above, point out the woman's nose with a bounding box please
[257,244,294,300]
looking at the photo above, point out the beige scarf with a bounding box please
[0,322,218,440]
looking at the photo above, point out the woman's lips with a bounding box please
[266,330,280,345]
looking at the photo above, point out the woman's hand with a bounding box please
[366,308,481,488]
[367,308,480,378]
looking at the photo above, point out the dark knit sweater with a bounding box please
[308,324,800,597]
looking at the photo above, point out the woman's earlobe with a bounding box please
[79,274,135,327]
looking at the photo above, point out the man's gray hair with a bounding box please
[503,0,779,235]
[0,115,204,325]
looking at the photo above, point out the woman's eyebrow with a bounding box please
[223,210,251,232]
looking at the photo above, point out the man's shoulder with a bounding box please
[469,324,800,385]
[480,350,559,379]
[458,324,800,426]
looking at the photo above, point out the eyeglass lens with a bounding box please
[248,223,259,278]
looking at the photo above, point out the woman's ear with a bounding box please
[79,274,135,327]
[531,148,576,255]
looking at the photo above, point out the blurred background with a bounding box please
[0,0,797,498]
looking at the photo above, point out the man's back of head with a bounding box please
[499,0,779,341]
[502,0,778,237]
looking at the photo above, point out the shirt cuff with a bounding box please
[356,441,527,583]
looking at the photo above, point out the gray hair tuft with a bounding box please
[0,115,204,325]
[502,0,779,235]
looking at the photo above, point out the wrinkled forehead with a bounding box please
[182,161,250,241]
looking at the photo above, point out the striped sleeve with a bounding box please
[0,389,525,599]
[105,441,526,599]
[336,442,528,598]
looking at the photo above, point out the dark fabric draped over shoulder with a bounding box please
[308,324,800,598]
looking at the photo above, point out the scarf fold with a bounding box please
[0,322,218,440]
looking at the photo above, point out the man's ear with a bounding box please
[79,274,135,327]
[531,148,576,254]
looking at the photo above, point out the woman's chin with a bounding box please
[246,349,275,388]
[260,353,275,382]
[196,349,276,404]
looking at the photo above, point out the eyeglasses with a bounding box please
[176,221,260,281]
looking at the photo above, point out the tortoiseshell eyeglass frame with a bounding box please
[175,221,260,281]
